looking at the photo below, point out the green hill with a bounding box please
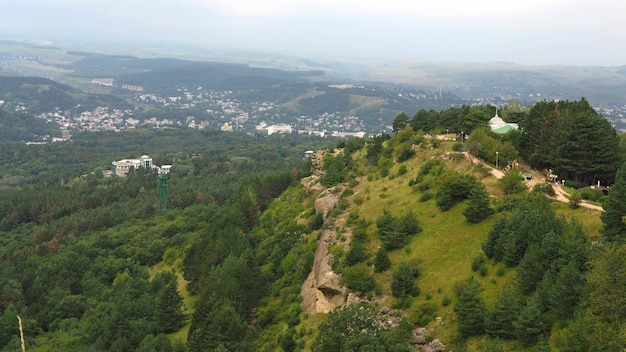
[282,134,606,351]
[0,104,624,351]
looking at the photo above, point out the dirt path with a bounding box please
[463,152,603,211]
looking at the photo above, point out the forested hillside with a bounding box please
[0,109,59,142]
[0,129,328,351]
[0,76,132,116]
[279,98,626,351]
[1,98,625,351]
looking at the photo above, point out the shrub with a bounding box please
[414,302,438,327]
[568,191,582,209]
[419,192,434,202]
[498,171,526,195]
[471,255,486,272]
[341,188,354,198]
[418,160,445,177]
[478,265,488,277]
[452,142,464,151]
[396,145,415,162]
[341,264,377,294]
[397,164,408,176]
[376,209,422,250]
[309,212,324,231]
[436,171,478,211]
[564,180,586,189]
[417,182,433,192]
[344,242,369,267]
[580,188,603,201]
[532,183,556,196]
[391,262,419,298]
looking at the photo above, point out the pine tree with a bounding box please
[547,260,586,318]
[600,162,626,243]
[482,215,507,260]
[392,112,410,133]
[485,283,523,339]
[454,277,486,339]
[391,262,417,298]
[155,280,186,333]
[514,295,547,348]
[187,294,250,352]
[373,247,391,273]
[463,183,494,223]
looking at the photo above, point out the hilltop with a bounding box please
[0,115,622,351]
[276,128,610,351]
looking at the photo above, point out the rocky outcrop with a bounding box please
[299,148,447,349]
[412,328,446,351]
[300,226,346,314]
[301,148,346,314]
[314,189,340,219]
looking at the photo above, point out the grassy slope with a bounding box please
[316,139,602,349]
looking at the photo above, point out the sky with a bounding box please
[1,0,625,66]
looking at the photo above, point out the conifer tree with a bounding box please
[373,247,391,273]
[463,183,494,223]
[600,161,626,243]
[485,283,523,339]
[514,295,547,347]
[482,215,507,260]
[547,260,586,318]
[392,112,410,133]
[454,277,486,339]
[155,280,186,333]
[391,262,418,298]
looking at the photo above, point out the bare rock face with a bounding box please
[301,175,324,193]
[300,227,346,314]
[314,190,340,219]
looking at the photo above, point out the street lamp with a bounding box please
[461,131,464,142]
[496,151,499,169]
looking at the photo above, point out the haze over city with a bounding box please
[2,0,625,66]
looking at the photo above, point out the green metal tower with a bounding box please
[157,173,168,217]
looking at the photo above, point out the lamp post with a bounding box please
[461,131,464,142]
[496,151,499,169]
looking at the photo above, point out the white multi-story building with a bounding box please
[267,124,293,135]
[111,155,154,177]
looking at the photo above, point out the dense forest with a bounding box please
[0,98,625,351]
[0,128,328,351]
[0,109,60,141]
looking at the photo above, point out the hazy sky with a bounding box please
[2,0,625,66]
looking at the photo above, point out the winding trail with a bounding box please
[462,152,604,211]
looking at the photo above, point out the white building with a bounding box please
[489,108,519,134]
[111,155,155,177]
[159,165,172,174]
[267,124,293,135]
[221,122,234,132]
